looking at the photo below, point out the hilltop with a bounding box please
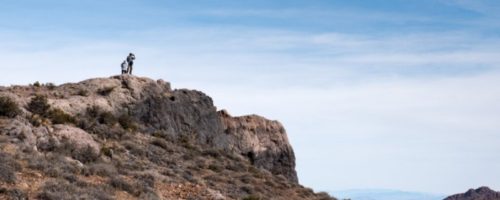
[0,75,334,200]
[445,187,500,200]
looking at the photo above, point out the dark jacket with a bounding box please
[127,54,136,63]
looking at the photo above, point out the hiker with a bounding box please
[121,60,128,75]
[126,53,136,75]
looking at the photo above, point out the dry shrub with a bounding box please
[98,111,117,125]
[47,108,76,124]
[88,163,118,177]
[37,179,113,200]
[0,96,21,118]
[118,114,137,131]
[0,152,21,184]
[109,176,135,195]
[150,138,169,150]
[242,195,261,200]
[45,83,57,90]
[27,95,50,116]
[76,89,89,96]
[0,188,27,200]
[27,154,81,178]
[71,145,100,164]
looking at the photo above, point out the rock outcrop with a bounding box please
[0,75,329,200]
[217,111,298,183]
[445,187,500,200]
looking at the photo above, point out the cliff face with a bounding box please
[217,111,298,183]
[445,187,500,200]
[0,76,329,200]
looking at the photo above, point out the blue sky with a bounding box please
[1,0,500,195]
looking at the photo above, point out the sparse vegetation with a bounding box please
[37,179,113,200]
[243,195,262,200]
[109,176,135,195]
[101,146,114,158]
[45,83,57,90]
[33,81,41,87]
[27,153,80,178]
[0,152,21,184]
[88,163,117,177]
[47,108,76,124]
[98,111,117,125]
[27,94,50,116]
[208,163,223,173]
[71,145,100,164]
[86,105,101,118]
[76,89,89,96]
[0,188,27,200]
[0,96,21,118]
[150,138,169,149]
[118,113,137,130]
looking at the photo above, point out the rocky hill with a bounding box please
[445,187,500,200]
[0,75,334,200]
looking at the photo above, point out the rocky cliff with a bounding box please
[445,187,500,200]
[0,75,331,200]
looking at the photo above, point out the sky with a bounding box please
[1,0,500,195]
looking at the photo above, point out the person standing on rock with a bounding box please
[126,53,136,75]
[121,60,128,75]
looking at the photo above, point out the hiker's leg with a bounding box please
[129,63,133,74]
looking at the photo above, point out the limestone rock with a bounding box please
[216,110,298,183]
[53,125,99,152]
[1,75,299,183]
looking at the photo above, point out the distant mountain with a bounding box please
[445,187,500,200]
[331,189,445,200]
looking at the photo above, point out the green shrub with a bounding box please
[0,96,21,118]
[28,95,50,116]
[45,83,57,90]
[48,108,76,124]
[33,81,41,87]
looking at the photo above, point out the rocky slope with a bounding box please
[0,75,333,200]
[445,187,500,200]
